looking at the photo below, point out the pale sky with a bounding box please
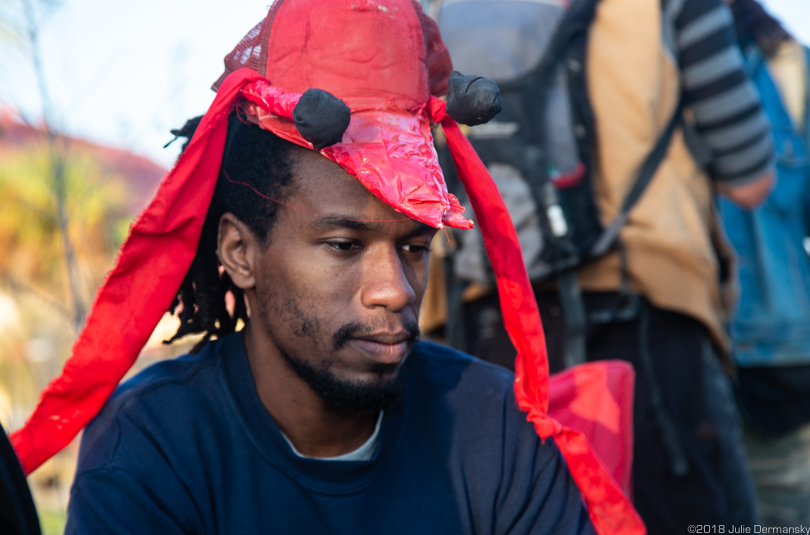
[1,0,272,168]
[0,0,808,169]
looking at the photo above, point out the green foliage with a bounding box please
[38,509,67,535]
[0,141,132,288]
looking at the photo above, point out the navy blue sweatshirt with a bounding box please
[66,333,595,534]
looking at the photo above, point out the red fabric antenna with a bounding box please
[10,69,267,475]
[430,97,645,535]
[240,81,301,122]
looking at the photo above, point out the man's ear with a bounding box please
[218,213,259,290]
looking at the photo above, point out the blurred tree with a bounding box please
[0,2,165,531]
[0,113,165,534]
[0,135,131,299]
[20,0,88,333]
[0,115,165,401]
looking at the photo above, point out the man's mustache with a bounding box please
[332,320,421,351]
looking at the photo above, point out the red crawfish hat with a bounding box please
[11,1,643,533]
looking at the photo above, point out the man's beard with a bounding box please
[279,321,419,411]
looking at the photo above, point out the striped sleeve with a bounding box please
[666,0,775,185]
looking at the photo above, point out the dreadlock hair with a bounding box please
[731,0,792,58]
[164,110,298,352]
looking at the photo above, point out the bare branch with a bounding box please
[22,0,85,334]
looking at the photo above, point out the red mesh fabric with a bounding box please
[213,1,281,90]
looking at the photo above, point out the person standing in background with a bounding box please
[427,0,775,532]
[722,0,810,526]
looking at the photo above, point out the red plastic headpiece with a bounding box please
[216,0,470,229]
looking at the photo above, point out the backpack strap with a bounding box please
[744,45,764,77]
[590,98,685,258]
[528,0,603,368]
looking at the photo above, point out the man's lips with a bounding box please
[356,332,411,345]
[346,332,412,365]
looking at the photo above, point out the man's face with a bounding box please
[248,148,437,410]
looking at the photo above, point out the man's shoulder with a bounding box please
[110,343,222,410]
[406,340,518,408]
[78,338,232,468]
[403,342,594,532]
[409,340,515,383]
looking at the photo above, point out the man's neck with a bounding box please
[281,410,383,461]
[242,327,380,458]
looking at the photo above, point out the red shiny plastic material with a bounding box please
[323,111,470,229]
[240,80,301,122]
[10,69,266,476]
[244,81,471,229]
[219,0,467,229]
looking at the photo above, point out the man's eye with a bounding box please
[328,241,360,252]
[402,243,431,254]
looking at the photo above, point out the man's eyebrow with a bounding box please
[312,215,436,235]
[312,216,376,231]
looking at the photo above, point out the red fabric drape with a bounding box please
[10,69,267,475]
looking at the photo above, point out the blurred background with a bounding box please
[0,0,807,533]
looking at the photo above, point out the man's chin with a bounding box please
[281,350,405,411]
[318,374,405,411]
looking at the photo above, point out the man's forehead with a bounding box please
[286,148,440,234]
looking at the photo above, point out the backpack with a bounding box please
[433,0,599,283]
[429,0,682,365]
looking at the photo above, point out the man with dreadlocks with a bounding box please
[64,109,594,533]
[10,0,645,533]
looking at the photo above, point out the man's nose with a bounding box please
[360,247,416,312]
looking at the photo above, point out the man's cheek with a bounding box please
[410,270,430,307]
